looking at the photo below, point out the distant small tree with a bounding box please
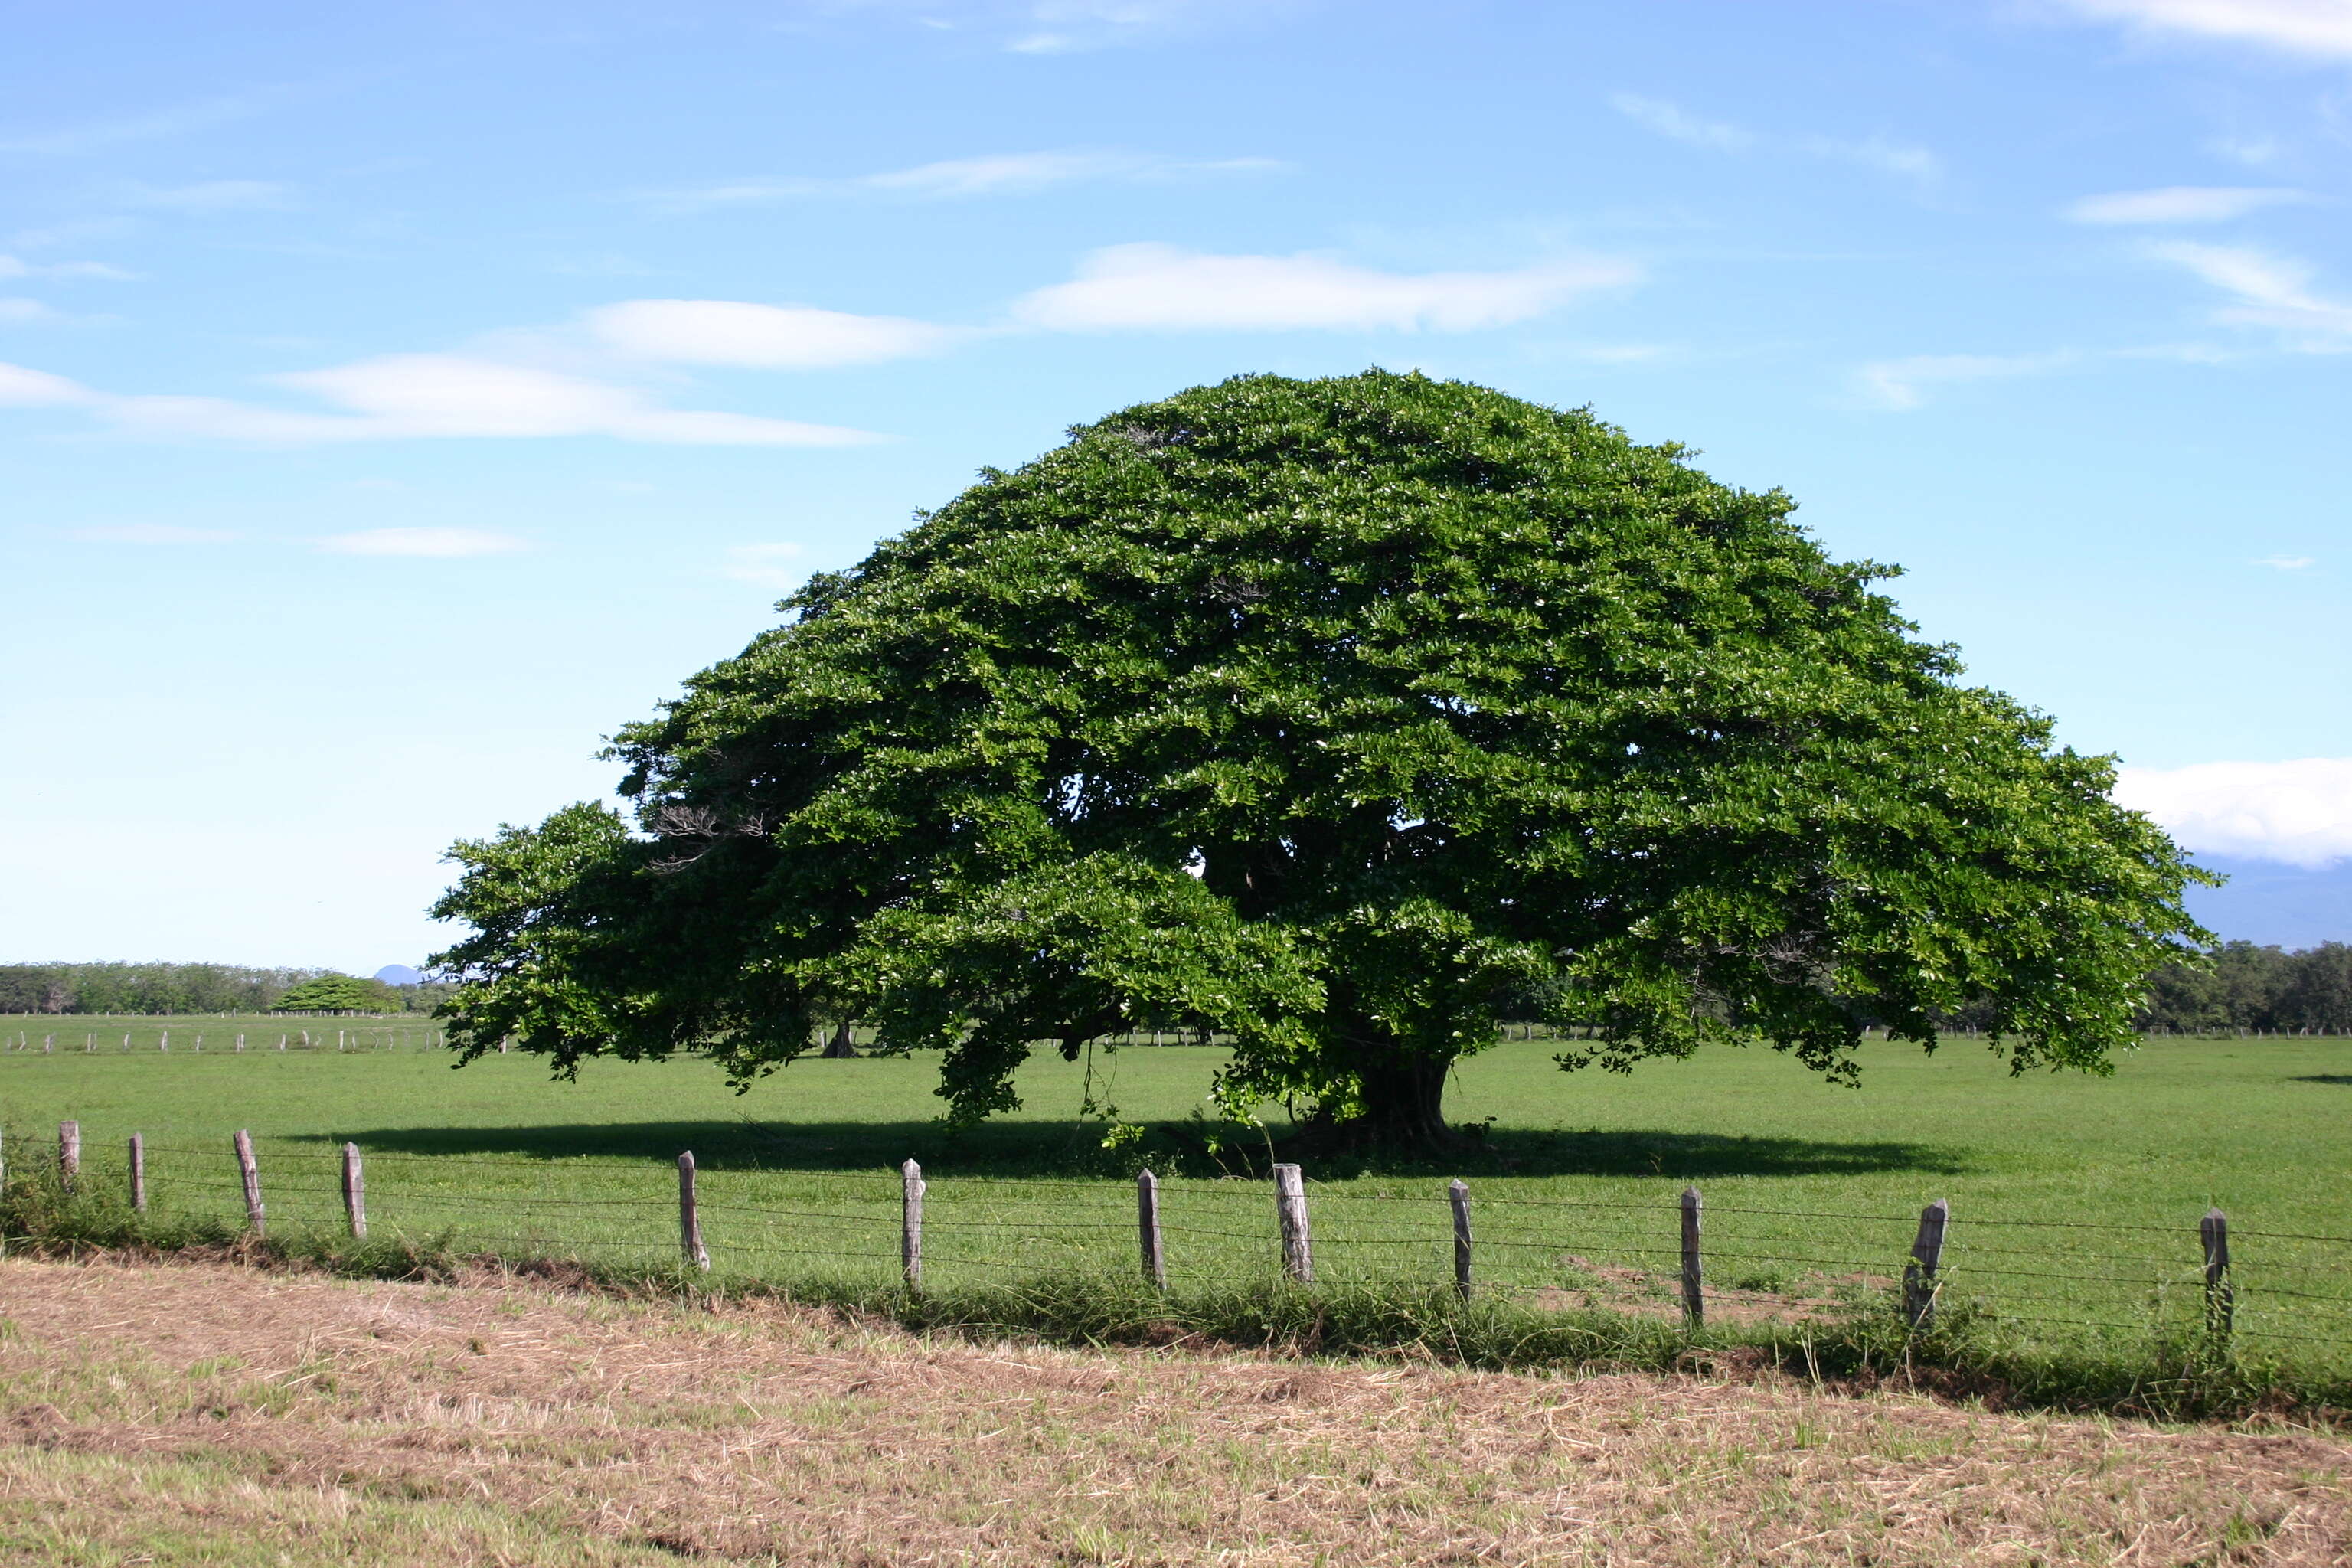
[270,974,385,1014]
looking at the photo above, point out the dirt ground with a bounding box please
[0,1256,2344,1566]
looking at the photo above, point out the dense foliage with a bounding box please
[432,370,2209,1148]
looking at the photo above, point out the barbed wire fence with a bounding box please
[9,1119,2350,1370]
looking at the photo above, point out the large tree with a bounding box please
[430,371,2209,1148]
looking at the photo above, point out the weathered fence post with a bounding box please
[1137,1168,1166,1290]
[1274,1163,1312,1283]
[2201,1207,2233,1338]
[342,1142,366,1238]
[1679,1185,1704,1330]
[57,1122,80,1191]
[233,1130,264,1235]
[129,1134,145,1213]
[900,1158,925,1290]
[1449,1178,1473,1301]
[678,1151,710,1270]
[1903,1197,1949,1330]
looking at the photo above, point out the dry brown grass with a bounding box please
[0,1256,2344,1566]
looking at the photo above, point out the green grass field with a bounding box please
[4,1015,2348,1389]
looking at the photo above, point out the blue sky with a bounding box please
[2,0,2347,970]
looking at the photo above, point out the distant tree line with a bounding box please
[0,962,444,1015]
[2135,942,2352,1035]
[1494,941,2352,1040]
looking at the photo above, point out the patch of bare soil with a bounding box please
[0,1256,2345,1566]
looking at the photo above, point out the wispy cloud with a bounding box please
[1854,351,2077,410]
[112,179,292,214]
[0,254,136,281]
[586,300,962,368]
[65,524,240,544]
[0,299,60,324]
[0,91,275,156]
[2049,0,2352,62]
[642,149,1282,212]
[722,542,808,590]
[1609,93,1939,183]
[2066,185,2313,224]
[991,0,1303,54]
[2115,757,2352,867]
[1009,243,1638,332]
[2254,554,2316,569]
[320,528,527,559]
[0,354,886,446]
[1608,94,1751,152]
[1799,135,1939,181]
[2151,240,2352,348]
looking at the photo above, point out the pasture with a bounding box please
[3,1017,2349,1398]
[4,1256,2347,1566]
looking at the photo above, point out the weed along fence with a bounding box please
[8,1121,2351,1383]
[3,1024,448,1054]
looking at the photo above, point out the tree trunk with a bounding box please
[1339,1043,1457,1152]
[820,1021,859,1059]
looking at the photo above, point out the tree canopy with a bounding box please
[430,370,2210,1148]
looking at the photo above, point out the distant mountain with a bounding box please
[374,963,423,987]
[2181,857,2352,949]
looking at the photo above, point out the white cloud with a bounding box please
[643,149,1280,211]
[723,541,808,590]
[2066,186,2313,224]
[586,300,960,368]
[2254,554,2316,568]
[66,524,240,544]
[1010,243,1637,332]
[1609,93,1753,152]
[2115,758,2352,867]
[1855,351,2077,410]
[114,179,292,214]
[0,353,885,446]
[319,528,528,559]
[2050,0,2352,61]
[2151,240,2352,347]
[0,299,60,323]
[0,361,99,407]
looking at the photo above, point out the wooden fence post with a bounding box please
[678,1152,710,1271]
[900,1158,925,1290]
[1274,1163,1312,1283]
[2201,1207,2233,1338]
[1137,1168,1165,1290]
[1903,1198,1949,1330]
[1679,1185,1704,1330]
[233,1130,264,1236]
[57,1122,79,1191]
[129,1134,145,1213]
[342,1142,367,1238]
[1449,1179,1473,1301]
